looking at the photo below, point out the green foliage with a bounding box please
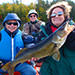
[0,0,75,31]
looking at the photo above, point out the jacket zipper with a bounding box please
[11,35,14,61]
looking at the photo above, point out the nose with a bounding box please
[10,24,14,26]
[55,14,59,17]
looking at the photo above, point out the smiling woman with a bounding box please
[39,1,75,75]
[51,8,65,27]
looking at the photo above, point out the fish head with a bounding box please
[52,23,75,46]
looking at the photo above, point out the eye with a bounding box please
[51,14,56,18]
[51,14,56,17]
[58,12,63,16]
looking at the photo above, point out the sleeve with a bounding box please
[22,34,34,44]
[37,25,48,42]
[37,31,46,41]
[22,23,29,34]
[0,32,1,41]
[22,24,26,32]
[69,20,75,25]
[41,22,45,26]
[65,29,75,50]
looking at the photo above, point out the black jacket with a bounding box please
[65,29,75,50]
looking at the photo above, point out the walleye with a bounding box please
[1,19,75,75]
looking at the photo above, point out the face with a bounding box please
[51,7,65,27]
[29,14,37,22]
[5,20,18,33]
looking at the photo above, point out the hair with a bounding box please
[46,1,72,19]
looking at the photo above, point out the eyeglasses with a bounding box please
[30,15,36,18]
[50,11,64,18]
[6,22,18,26]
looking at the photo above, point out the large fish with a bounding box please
[1,19,75,75]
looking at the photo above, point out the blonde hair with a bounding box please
[46,1,72,19]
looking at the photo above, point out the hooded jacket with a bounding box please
[0,29,24,62]
[0,13,24,63]
[2,13,21,27]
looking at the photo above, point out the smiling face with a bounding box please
[5,20,18,33]
[51,7,65,27]
[29,14,37,22]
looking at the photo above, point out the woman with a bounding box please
[39,1,75,75]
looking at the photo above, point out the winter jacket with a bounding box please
[0,13,36,75]
[0,29,36,75]
[40,20,75,75]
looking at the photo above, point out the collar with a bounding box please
[4,27,18,38]
[50,25,57,32]
[30,20,38,24]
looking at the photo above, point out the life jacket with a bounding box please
[0,32,1,41]
[0,29,24,62]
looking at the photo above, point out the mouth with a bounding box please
[9,27,15,30]
[54,18,61,21]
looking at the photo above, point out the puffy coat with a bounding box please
[0,29,24,62]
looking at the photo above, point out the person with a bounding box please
[22,9,45,39]
[22,9,45,74]
[38,1,75,75]
[0,13,36,75]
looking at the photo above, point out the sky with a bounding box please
[0,0,75,5]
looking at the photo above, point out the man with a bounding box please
[0,13,36,75]
[22,9,45,74]
[22,9,45,38]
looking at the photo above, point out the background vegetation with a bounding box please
[0,0,75,30]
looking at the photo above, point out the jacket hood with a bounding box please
[28,9,38,18]
[2,13,21,27]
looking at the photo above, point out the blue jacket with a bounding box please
[0,29,24,62]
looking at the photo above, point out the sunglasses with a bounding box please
[6,22,18,26]
[30,15,36,18]
[50,11,64,18]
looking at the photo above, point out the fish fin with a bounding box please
[66,25,75,35]
[8,65,14,75]
[1,62,11,71]
[52,51,60,61]
[2,62,15,75]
